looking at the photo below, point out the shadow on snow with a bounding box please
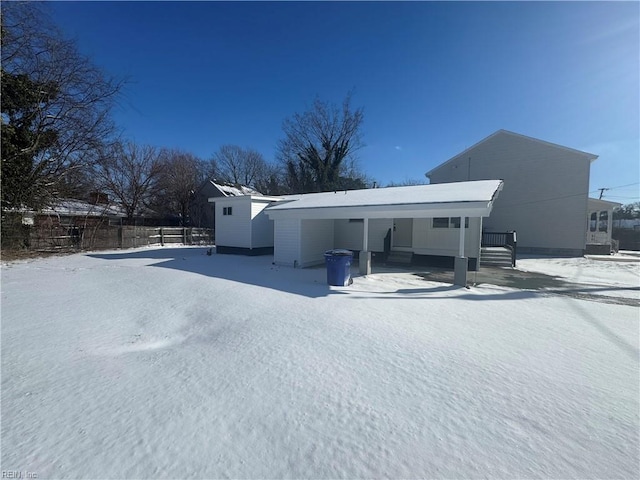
[87,246,347,299]
[87,247,639,305]
[87,247,639,360]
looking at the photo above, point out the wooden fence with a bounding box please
[7,223,214,252]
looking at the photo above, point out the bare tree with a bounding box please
[212,145,268,188]
[385,178,428,187]
[253,163,287,196]
[155,149,206,225]
[1,2,124,211]
[95,142,164,222]
[277,93,365,193]
[204,157,220,184]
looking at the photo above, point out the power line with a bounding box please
[595,182,639,200]
[495,188,636,211]
[604,182,639,190]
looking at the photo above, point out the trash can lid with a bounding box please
[324,249,353,256]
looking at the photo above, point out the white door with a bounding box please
[393,218,413,247]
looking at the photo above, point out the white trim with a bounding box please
[266,201,495,220]
[588,197,622,209]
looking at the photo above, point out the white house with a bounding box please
[426,130,618,256]
[210,180,504,279]
[191,180,261,229]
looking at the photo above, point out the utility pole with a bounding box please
[598,187,609,199]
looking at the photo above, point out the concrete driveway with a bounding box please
[404,266,640,307]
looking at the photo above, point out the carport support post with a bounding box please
[454,215,468,286]
[359,217,372,275]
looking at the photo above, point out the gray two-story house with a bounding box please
[426,130,618,256]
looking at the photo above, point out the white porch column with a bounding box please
[454,215,468,287]
[363,217,369,251]
[359,217,371,275]
[458,215,466,257]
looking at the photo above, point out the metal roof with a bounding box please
[265,180,503,220]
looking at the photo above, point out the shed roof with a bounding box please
[209,194,282,205]
[196,179,262,199]
[265,180,503,220]
[211,181,261,197]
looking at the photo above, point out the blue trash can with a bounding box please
[324,249,353,286]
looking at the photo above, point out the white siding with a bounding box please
[368,218,393,251]
[333,219,363,250]
[215,197,252,249]
[313,217,481,259]
[250,201,275,248]
[274,219,300,267]
[300,219,334,267]
[333,218,392,252]
[412,217,481,258]
[429,132,591,253]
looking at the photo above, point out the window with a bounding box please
[589,212,597,232]
[433,217,449,228]
[598,211,608,232]
[451,217,469,229]
[223,206,233,216]
[433,217,469,228]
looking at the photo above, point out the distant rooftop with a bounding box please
[211,181,261,197]
[39,199,127,217]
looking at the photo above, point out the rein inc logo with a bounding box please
[2,472,37,479]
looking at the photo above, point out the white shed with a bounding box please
[209,195,280,255]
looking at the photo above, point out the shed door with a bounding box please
[393,218,413,247]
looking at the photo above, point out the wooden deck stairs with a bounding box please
[480,246,514,268]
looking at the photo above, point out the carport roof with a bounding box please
[265,179,503,220]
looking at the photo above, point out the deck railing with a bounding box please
[482,231,517,267]
[383,228,392,260]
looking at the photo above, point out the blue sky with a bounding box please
[48,1,639,202]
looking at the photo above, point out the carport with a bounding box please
[265,180,504,286]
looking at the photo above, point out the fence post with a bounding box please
[160,228,164,246]
[182,227,186,245]
[118,227,123,248]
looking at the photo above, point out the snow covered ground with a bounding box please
[1,247,638,479]
[516,253,640,300]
